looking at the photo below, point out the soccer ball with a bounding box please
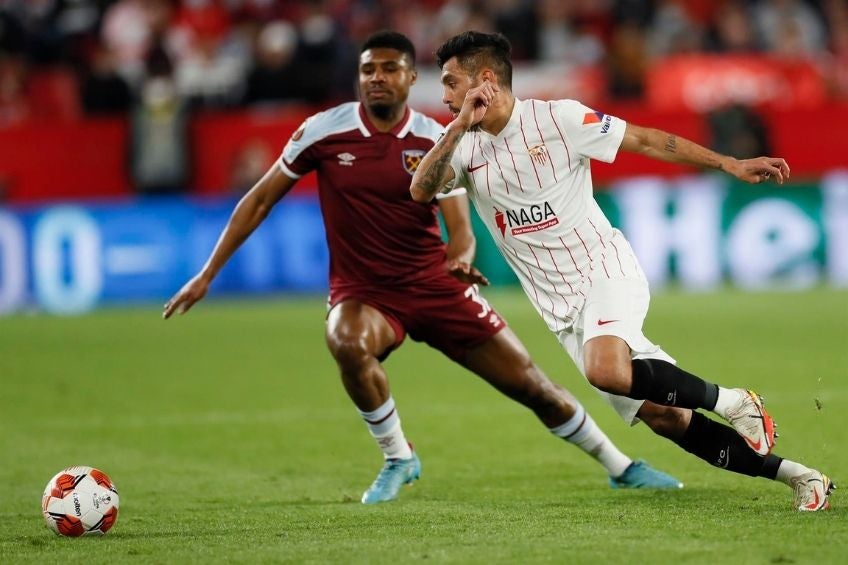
[41,466,120,536]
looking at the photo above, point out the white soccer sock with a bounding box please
[712,387,743,418]
[358,396,413,460]
[775,459,812,487]
[549,403,632,478]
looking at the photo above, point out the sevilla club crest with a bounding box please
[402,150,426,175]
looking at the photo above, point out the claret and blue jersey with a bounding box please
[279,102,451,293]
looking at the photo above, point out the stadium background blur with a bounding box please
[1,0,847,314]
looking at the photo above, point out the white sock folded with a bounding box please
[550,403,632,478]
[358,396,413,460]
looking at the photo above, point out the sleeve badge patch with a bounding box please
[582,111,605,125]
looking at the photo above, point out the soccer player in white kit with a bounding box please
[411,31,833,511]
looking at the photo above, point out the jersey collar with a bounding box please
[357,103,413,138]
[481,97,521,140]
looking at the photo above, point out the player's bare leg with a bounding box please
[326,301,396,411]
[460,327,681,488]
[584,336,775,455]
[326,300,420,503]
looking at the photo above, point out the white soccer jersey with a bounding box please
[449,98,646,332]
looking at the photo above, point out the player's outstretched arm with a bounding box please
[163,165,296,319]
[620,123,791,185]
[438,192,489,286]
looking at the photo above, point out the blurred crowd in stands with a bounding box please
[1,0,847,123]
[0,0,846,197]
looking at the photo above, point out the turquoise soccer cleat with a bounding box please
[361,453,421,504]
[609,460,684,489]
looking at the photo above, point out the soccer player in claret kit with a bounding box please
[164,31,685,504]
[411,31,834,511]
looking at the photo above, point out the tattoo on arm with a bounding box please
[413,125,465,199]
[664,135,677,154]
[420,152,453,193]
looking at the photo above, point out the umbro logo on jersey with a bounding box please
[337,152,356,166]
[494,202,559,237]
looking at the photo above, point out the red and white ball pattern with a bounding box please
[42,466,119,536]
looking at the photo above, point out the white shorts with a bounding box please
[556,277,675,425]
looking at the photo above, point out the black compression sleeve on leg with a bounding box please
[760,454,783,480]
[674,411,769,477]
[631,358,720,410]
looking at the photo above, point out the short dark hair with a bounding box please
[435,31,512,89]
[361,30,416,66]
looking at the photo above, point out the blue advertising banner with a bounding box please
[1,172,847,315]
[0,196,329,315]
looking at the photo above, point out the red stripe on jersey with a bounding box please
[548,102,572,172]
[476,135,492,197]
[532,101,557,182]
[559,236,587,297]
[575,227,603,282]
[588,218,607,249]
[490,141,509,195]
[560,235,583,277]
[506,245,541,311]
[526,243,562,330]
[608,238,626,277]
[519,112,543,189]
[589,218,626,277]
[542,240,575,295]
[574,227,590,258]
[503,138,525,192]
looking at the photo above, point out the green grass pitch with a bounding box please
[1,288,846,563]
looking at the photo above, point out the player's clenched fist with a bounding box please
[455,80,499,130]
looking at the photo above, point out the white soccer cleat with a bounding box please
[724,389,775,456]
[792,470,835,512]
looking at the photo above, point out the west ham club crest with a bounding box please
[402,150,427,175]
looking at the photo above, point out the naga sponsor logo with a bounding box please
[493,202,559,237]
[494,208,507,236]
